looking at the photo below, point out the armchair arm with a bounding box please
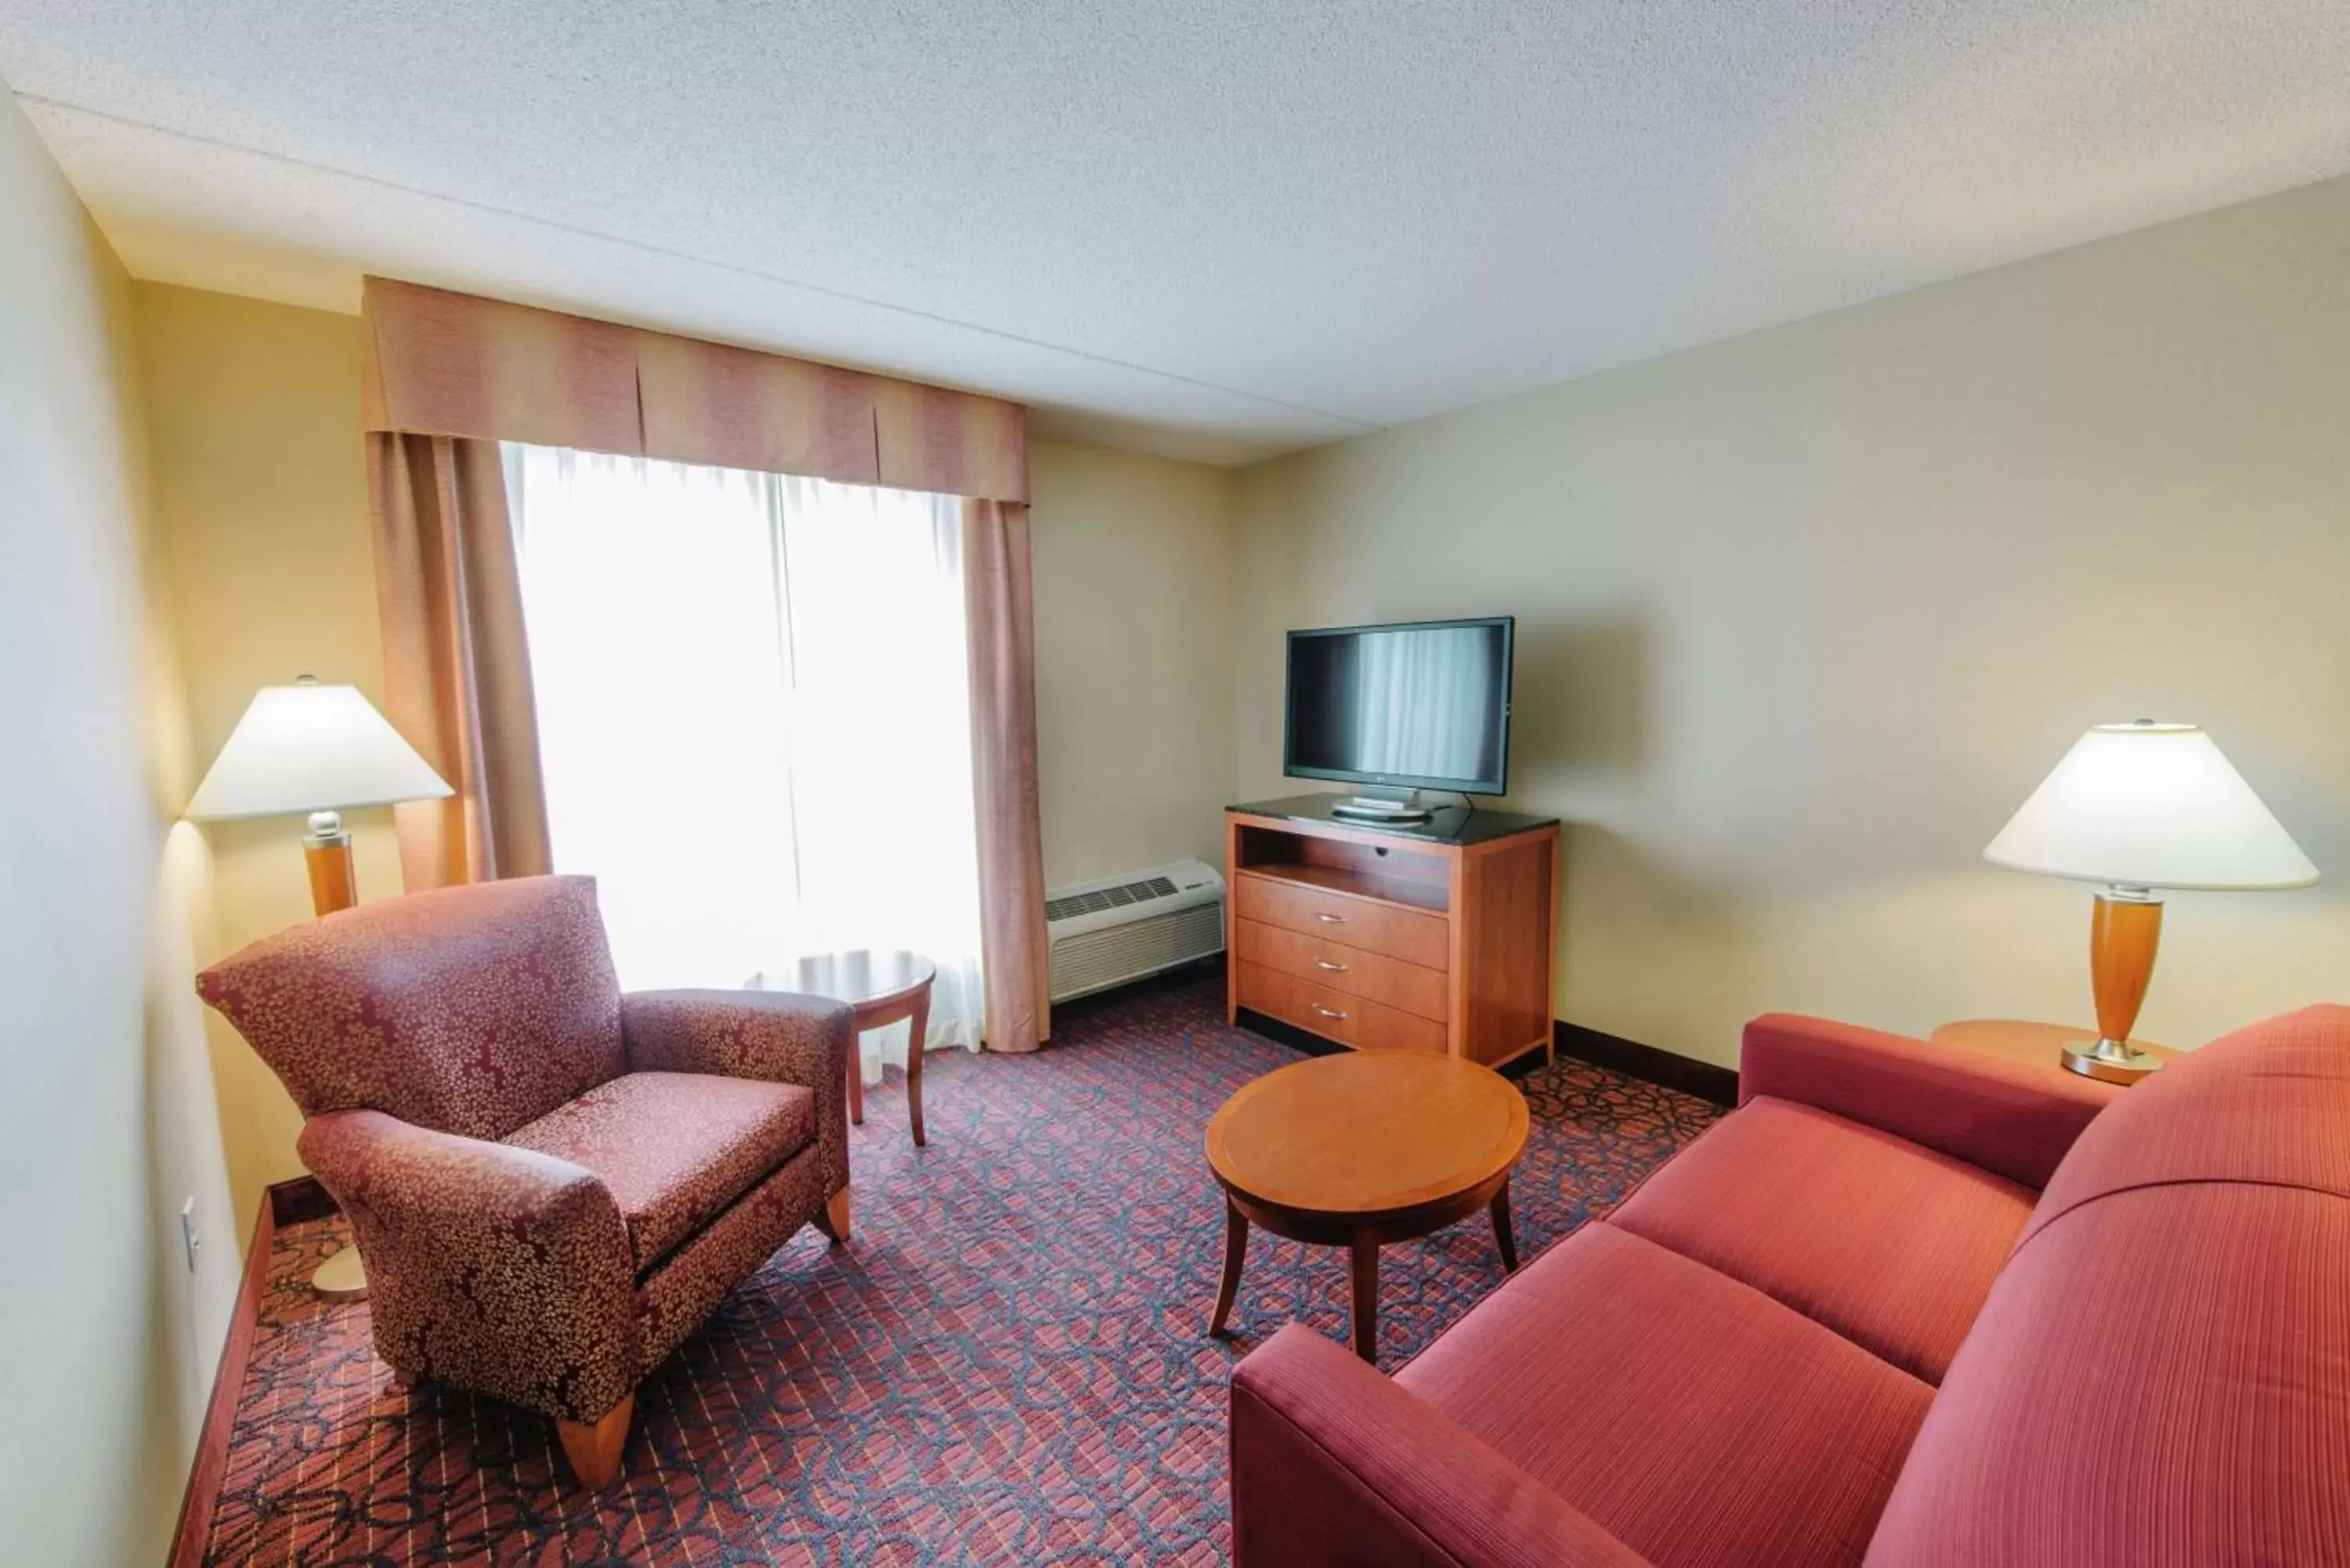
[1739,1013,2115,1190]
[620,989,855,1198]
[298,1110,640,1422]
[1230,1326,1650,1568]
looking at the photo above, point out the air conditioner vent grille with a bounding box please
[1049,901,1224,1004]
[1045,874,1178,923]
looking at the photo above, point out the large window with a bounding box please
[503,443,983,1075]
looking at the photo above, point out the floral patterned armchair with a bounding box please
[197,874,852,1487]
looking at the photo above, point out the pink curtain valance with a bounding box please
[360,277,1028,503]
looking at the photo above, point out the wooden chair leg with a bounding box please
[557,1393,633,1490]
[815,1183,851,1245]
[906,985,931,1147]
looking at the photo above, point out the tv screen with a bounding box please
[1284,617,1514,795]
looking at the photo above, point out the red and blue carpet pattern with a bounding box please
[199,974,1720,1566]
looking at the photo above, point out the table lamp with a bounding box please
[186,675,450,917]
[186,677,450,1301]
[1984,721,2318,1082]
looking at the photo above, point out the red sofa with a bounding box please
[1230,1006,2350,1567]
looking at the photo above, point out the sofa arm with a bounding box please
[1739,1013,2115,1190]
[298,1109,641,1422]
[1231,1326,1650,1568]
[620,989,855,1198]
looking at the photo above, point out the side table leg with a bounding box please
[1490,1180,1519,1273]
[906,985,930,1147]
[1209,1198,1249,1336]
[847,1029,864,1126]
[1350,1237,1379,1363]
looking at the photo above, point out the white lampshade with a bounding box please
[186,678,451,822]
[1985,722,2318,891]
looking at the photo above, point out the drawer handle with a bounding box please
[1314,912,1347,924]
[1312,1004,1350,1021]
[1313,958,1350,973]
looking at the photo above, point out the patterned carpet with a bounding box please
[198,974,1721,1566]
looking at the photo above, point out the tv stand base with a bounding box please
[1329,799,1434,825]
[1327,786,1434,826]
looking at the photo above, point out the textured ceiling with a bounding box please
[6,2,2349,465]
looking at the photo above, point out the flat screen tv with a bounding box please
[1284,616,1514,797]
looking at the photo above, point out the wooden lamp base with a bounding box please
[303,811,358,918]
[2067,888,2165,1084]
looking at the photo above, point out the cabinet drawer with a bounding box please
[1235,918,1448,1022]
[1289,978,1448,1055]
[1232,873,1449,970]
[1236,959,1447,1056]
[1234,959,1294,1023]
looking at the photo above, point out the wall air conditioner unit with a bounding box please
[1046,859,1226,1003]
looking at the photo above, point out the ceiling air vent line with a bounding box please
[1044,858,1225,1004]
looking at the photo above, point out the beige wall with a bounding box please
[0,89,242,1568]
[1030,436,1239,887]
[134,284,400,1223]
[1236,175,2350,1068]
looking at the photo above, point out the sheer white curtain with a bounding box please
[502,443,984,1081]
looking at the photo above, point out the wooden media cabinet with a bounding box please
[1224,795,1560,1069]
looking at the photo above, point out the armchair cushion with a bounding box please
[621,989,855,1201]
[504,1071,815,1274]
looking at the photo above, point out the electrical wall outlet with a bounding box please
[180,1198,201,1274]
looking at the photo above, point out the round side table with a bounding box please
[1205,1050,1528,1363]
[1930,1018,2178,1086]
[756,950,938,1144]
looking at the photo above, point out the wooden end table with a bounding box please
[1205,1051,1529,1363]
[1930,1018,2178,1086]
[753,950,937,1145]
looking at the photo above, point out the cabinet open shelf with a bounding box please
[1231,859,1451,914]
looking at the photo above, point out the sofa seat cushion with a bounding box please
[1608,1096,2034,1383]
[504,1071,814,1273]
[1397,1222,1935,1568]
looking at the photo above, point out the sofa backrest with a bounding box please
[1864,1004,2350,1566]
[198,874,626,1142]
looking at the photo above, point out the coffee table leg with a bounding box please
[906,985,930,1147]
[1350,1238,1379,1363]
[1491,1180,1519,1273]
[847,1033,864,1126]
[1210,1199,1249,1336]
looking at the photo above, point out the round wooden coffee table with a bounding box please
[1206,1051,1529,1363]
[754,950,937,1145]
